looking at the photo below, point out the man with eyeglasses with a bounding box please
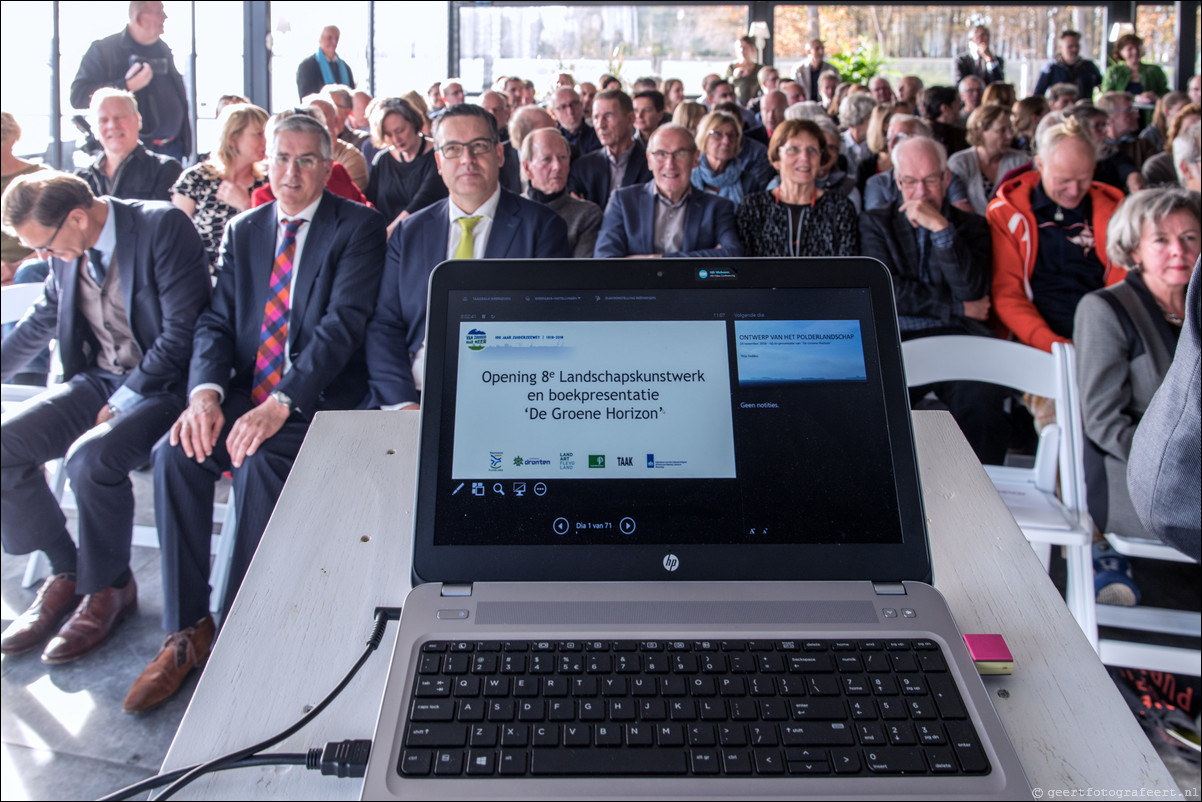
[123,110,386,713]
[0,170,210,664]
[594,124,743,259]
[364,104,569,410]
[860,136,1009,463]
[550,87,601,155]
[567,89,654,207]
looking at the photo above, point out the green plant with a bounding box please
[828,38,888,85]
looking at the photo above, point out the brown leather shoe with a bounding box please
[0,574,82,656]
[40,577,138,665]
[123,615,216,714]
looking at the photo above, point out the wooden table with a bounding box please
[161,410,1177,798]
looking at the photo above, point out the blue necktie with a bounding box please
[87,248,106,284]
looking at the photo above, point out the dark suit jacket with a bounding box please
[954,53,1005,86]
[77,144,182,202]
[0,199,210,395]
[567,140,654,206]
[296,53,355,101]
[594,181,744,259]
[859,201,991,331]
[70,29,192,153]
[365,189,571,406]
[190,191,386,415]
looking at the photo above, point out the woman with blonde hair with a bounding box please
[171,102,269,270]
[691,111,761,203]
[671,101,706,135]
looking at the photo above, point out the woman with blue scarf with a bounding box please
[691,111,762,204]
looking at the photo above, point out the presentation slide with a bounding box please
[734,320,867,385]
[451,320,736,479]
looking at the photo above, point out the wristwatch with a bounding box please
[269,390,294,413]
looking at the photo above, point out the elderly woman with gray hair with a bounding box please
[1074,188,1199,582]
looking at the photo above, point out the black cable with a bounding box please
[154,609,393,800]
[97,754,306,801]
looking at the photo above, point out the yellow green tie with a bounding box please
[454,215,482,259]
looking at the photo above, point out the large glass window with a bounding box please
[2,1,55,163]
[1134,4,1178,88]
[456,4,749,101]
[194,0,245,153]
[374,1,450,99]
[773,5,1107,98]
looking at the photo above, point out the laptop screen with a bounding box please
[413,259,931,585]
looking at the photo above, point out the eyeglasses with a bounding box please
[650,148,695,162]
[437,138,496,159]
[898,174,945,190]
[29,212,71,254]
[781,145,820,158]
[271,153,323,170]
[709,129,739,141]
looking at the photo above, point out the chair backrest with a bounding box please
[1,283,44,326]
[901,335,1088,527]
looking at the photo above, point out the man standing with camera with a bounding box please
[70,0,191,163]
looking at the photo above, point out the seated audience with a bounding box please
[816,72,840,110]
[1101,34,1168,105]
[304,95,368,193]
[958,75,986,121]
[568,89,653,207]
[672,101,707,135]
[1139,90,1189,152]
[691,111,764,205]
[705,79,756,128]
[838,92,877,175]
[987,115,1125,351]
[1142,105,1200,188]
[577,82,598,117]
[509,105,555,151]
[0,171,209,665]
[869,76,894,106]
[1096,91,1156,180]
[479,91,521,193]
[1075,188,1199,552]
[326,85,367,149]
[1127,264,1201,562]
[632,90,665,144]
[736,119,858,257]
[921,86,969,156]
[521,128,602,258]
[550,87,601,155]
[861,136,1008,463]
[1047,82,1080,110]
[365,104,569,409]
[758,91,788,141]
[948,104,1028,215]
[780,79,805,108]
[1,112,45,281]
[746,66,780,114]
[595,123,742,259]
[251,106,366,207]
[662,78,685,115]
[855,103,899,194]
[78,88,181,202]
[862,116,972,213]
[981,82,1016,110]
[365,97,446,238]
[125,111,386,712]
[172,103,269,271]
[1012,96,1050,153]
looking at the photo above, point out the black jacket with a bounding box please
[77,144,182,202]
[70,28,192,154]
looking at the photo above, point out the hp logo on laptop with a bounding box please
[662,554,679,572]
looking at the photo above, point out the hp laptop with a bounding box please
[361,257,1030,799]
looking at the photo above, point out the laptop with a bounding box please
[361,257,1030,799]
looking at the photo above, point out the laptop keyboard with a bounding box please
[397,638,991,779]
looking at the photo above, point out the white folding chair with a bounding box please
[901,336,1097,647]
[1,282,50,408]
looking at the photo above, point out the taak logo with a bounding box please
[617,456,633,467]
[588,455,605,468]
[465,328,486,351]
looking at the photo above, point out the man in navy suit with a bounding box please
[567,89,653,208]
[0,171,210,663]
[594,124,744,259]
[365,104,570,409]
[123,111,386,712]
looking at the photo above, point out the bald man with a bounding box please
[297,25,355,100]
